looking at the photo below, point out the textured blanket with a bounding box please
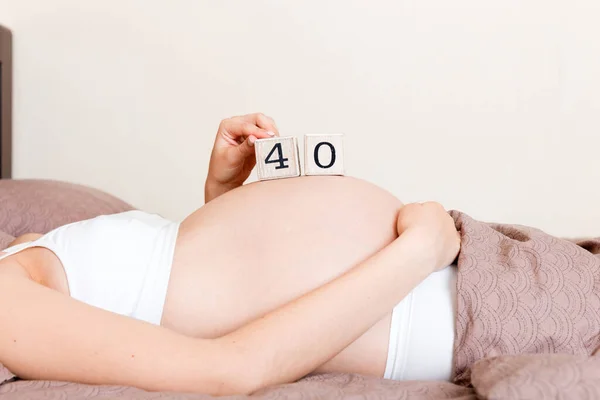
[450,211,600,387]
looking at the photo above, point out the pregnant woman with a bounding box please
[0,113,460,396]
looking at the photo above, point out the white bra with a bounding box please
[0,214,142,303]
[1,241,38,259]
[0,211,180,325]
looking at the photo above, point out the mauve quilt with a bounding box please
[0,370,474,399]
[450,211,600,386]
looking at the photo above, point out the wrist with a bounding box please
[396,230,439,274]
[205,178,238,203]
[204,178,222,203]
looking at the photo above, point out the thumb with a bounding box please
[228,135,257,164]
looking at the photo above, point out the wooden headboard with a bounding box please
[0,25,12,179]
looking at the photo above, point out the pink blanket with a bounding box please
[451,211,600,386]
[0,371,474,399]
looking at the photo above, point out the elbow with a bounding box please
[241,367,274,396]
[209,341,271,396]
[232,364,274,396]
[230,376,267,397]
[209,366,268,396]
[220,373,264,397]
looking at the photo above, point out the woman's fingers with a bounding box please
[256,114,279,136]
[219,118,273,144]
[218,113,279,147]
[235,135,257,160]
[241,113,279,137]
[238,122,275,141]
[216,113,279,167]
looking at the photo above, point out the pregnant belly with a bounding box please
[162,176,402,376]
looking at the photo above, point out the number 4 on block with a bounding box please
[254,136,301,181]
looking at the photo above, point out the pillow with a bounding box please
[0,179,134,242]
[0,231,15,250]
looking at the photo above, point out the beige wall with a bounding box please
[1,0,599,236]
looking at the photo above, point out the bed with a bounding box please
[6,23,599,400]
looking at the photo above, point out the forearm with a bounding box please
[0,272,243,395]
[220,232,432,390]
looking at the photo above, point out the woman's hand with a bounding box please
[396,202,460,272]
[205,113,279,202]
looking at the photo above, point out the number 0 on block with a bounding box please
[304,134,345,176]
[255,136,301,180]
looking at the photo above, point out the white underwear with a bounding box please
[384,265,457,381]
[0,210,179,325]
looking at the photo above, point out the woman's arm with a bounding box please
[0,203,458,395]
[0,260,234,393]
[220,232,434,388]
[221,202,459,389]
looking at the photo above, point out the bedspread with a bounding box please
[0,370,474,399]
[451,211,600,386]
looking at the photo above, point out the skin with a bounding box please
[0,114,460,395]
[164,175,403,377]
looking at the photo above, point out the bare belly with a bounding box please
[162,176,402,377]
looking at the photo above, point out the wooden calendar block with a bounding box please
[255,136,301,180]
[304,134,345,176]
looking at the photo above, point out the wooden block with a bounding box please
[304,134,345,176]
[255,136,301,180]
